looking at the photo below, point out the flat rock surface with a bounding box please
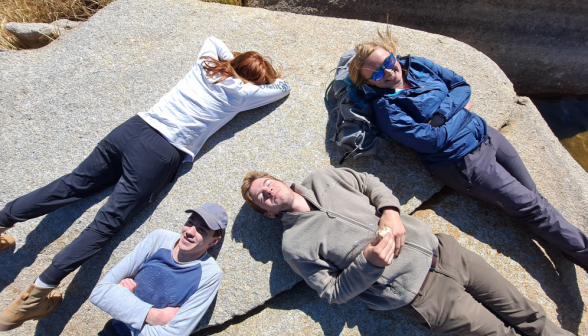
[199,281,434,336]
[199,191,586,335]
[0,0,584,335]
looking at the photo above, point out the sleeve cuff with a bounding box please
[377,202,401,215]
[130,302,154,330]
[356,249,386,271]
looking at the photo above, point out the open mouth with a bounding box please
[385,70,397,82]
[182,234,195,244]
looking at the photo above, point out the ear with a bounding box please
[264,212,277,219]
[209,237,221,247]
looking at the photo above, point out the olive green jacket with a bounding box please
[280,167,438,310]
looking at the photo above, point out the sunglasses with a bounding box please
[369,53,397,81]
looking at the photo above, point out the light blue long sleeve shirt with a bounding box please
[90,229,222,336]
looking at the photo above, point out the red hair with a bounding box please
[201,51,282,85]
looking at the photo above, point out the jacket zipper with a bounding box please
[404,242,432,257]
[304,197,432,259]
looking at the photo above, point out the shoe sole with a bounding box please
[0,320,24,331]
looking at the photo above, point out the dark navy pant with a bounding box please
[0,116,182,285]
[431,126,588,267]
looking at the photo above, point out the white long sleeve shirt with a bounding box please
[139,36,291,162]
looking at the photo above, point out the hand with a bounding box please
[117,278,137,293]
[379,208,406,258]
[465,102,473,110]
[363,232,395,267]
[145,307,180,326]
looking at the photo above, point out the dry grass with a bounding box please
[202,0,244,5]
[0,0,112,49]
[1,0,244,50]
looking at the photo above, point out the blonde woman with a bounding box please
[346,30,587,272]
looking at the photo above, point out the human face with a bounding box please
[177,214,219,261]
[249,177,295,218]
[360,47,404,89]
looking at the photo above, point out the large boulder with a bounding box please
[0,0,585,335]
[246,0,588,97]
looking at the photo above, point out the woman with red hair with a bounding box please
[0,36,290,331]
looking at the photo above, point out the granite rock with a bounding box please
[0,0,584,335]
[197,281,433,336]
[197,190,584,335]
[411,191,586,335]
[4,20,81,49]
[246,0,588,96]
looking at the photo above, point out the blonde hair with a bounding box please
[241,171,283,215]
[348,28,399,86]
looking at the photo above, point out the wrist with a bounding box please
[145,307,159,325]
[380,206,399,215]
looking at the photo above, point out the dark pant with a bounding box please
[402,234,571,335]
[431,126,588,266]
[0,116,182,285]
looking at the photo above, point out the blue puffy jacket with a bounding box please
[363,56,488,170]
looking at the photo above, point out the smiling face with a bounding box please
[176,213,220,261]
[360,47,404,89]
[248,177,295,218]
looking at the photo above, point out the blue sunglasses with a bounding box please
[369,53,397,81]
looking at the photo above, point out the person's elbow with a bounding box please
[318,284,353,305]
[409,129,448,153]
[320,290,349,305]
[89,286,103,307]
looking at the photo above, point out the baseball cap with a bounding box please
[185,203,228,231]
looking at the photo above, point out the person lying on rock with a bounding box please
[90,203,225,336]
[343,28,588,270]
[0,35,290,330]
[241,167,572,335]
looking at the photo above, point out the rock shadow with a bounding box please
[419,187,582,334]
[231,203,301,296]
[194,96,289,161]
[33,165,193,336]
[265,281,433,336]
[531,97,588,140]
[0,190,110,293]
[27,95,288,334]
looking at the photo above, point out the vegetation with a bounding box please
[0,0,242,49]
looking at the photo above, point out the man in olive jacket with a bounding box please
[241,167,570,336]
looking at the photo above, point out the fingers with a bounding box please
[377,233,395,265]
[394,233,406,258]
[384,235,395,264]
[118,278,137,292]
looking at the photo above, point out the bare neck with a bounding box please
[289,192,311,213]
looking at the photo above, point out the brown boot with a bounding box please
[0,227,15,253]
[0,284,62,331]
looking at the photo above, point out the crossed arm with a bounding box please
[90,230,222,335]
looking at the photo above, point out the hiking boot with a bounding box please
[0,227,15,253]
[0,284,62,331]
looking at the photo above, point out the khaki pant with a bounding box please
[401,234,571,336]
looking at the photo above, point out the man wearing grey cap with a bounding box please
[89,203,227,336]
